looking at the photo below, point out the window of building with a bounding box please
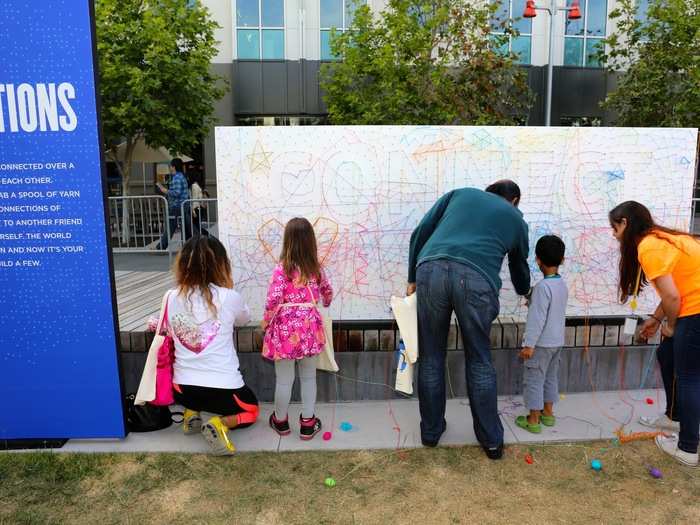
[564,0,607,67]
[490,0,532,65]
[320,0,365,60]
[236,116,329,126]
[236,0,285,60]
[490,1,532,64]
[634,0,653,43]
[560,115,602,126]
[635,0,650,22]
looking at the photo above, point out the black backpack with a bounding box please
[124,394,179,432]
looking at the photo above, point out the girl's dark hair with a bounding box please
[609,201,697,302]
[280,218,321,284]
[175,236,233,315]
[170,158,184,173]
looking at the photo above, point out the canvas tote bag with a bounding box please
[394,343,414,395]
[390,293,418,363]
[308,286,339,372]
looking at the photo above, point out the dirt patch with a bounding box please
[80,456,142,499]
[106,457,143,484]
[157,479,198,517]
[255,508,284,525]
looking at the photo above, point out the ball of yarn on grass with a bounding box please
[324,477,336,488]
[648,467,663,479]
[591,459,602,471]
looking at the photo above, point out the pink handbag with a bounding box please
[152,294,175,406]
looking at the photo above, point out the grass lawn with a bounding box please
[1,440,699,525]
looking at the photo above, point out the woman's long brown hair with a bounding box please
[280,218,321,284]
[609,201,698,303]
[175,236,233,315]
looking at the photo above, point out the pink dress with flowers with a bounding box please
[262,264,333,360]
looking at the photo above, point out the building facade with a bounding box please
[200,0,649,186]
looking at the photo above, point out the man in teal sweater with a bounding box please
[407,180,530,459]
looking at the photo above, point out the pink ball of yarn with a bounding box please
[322,431,332,441]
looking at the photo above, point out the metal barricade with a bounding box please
[108,195,172,263]
[180,198,218,241]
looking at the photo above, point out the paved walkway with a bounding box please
[54,389,667,454]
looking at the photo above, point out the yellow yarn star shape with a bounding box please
[247,141,273,172]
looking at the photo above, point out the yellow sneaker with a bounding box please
[201,416,235,456]
[182,409,202,435]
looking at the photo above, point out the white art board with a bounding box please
[215,126,698,321]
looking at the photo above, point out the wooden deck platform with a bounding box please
[115,271,174,332]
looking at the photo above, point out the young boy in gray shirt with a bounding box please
[516,235,568,434]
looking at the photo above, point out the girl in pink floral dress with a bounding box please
[262,218,333,439]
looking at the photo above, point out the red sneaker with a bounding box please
[299,414,322,440]
[269,412,291,436]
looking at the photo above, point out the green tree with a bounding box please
[320,0,531,125]
[96,0,225,196]
[600,0,700,127]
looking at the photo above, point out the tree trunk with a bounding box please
[109,139,136,246]
[120,161,132,245]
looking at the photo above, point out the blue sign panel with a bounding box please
[0,1,125,438]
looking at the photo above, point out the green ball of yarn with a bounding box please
[324,477,336,488]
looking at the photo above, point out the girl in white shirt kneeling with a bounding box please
[168,236,257,455]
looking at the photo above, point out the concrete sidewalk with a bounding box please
[53,389,668,454]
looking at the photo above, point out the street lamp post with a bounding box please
[523,0,581,126]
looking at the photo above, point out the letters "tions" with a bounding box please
[0,83,78,133]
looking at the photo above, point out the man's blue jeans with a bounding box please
[158,214,178,250]
[158,204,191,250]
[674,313,700,454]
[416,259,503,448]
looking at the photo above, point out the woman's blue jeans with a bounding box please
[416,260,503,449]
[656,337,679,421]
[674,313,700,454]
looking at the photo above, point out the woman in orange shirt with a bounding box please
[609,201,700,467]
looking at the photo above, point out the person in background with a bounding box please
[516,235,568,434]
[186,168,209,239]
[167,236,258,455]
[610,201,700,468]
[156,157,190,249]
[407,179,530,459]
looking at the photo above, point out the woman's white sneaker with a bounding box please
[655,434,698,467]
[639,413,680,432]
